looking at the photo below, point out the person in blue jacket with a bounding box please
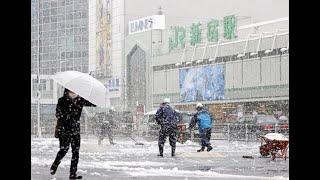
[189,103,213,152]
[155,98,179,157]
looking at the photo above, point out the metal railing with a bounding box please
[137,123,289,142]
[31,120,288,142]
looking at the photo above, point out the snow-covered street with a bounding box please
[31,137,289,180]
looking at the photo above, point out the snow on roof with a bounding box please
[279,116,288,120]
[264,133,288,141]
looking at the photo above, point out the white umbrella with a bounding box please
[51,71,109,108]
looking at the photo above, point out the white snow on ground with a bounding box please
[32,137,289,179]
[90,172,102,176]
[127,167,288,180]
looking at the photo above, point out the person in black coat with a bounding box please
[155,98,179,157]
[50,88,96,179]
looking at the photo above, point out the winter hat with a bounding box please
[196,103,203,111]
[163,98,170,103]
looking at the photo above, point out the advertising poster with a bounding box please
[179,65,225,102]
[96,0,111,70]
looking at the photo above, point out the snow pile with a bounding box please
[183,140,198,146]
[90,172,101,176]
[77,169,87,174]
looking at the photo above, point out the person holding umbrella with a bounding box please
[50,88,96,179]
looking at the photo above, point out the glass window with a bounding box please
[58,22,65,29]
[66,28,72,36]
[81,12,87,18]
[74,51,81,58]
[66,5,73,13]
[42,9,49,16]
[32,79,38,91]
[81,51,87,57]
[51,31,57,37]
[51,1,57,7]
[73,20,80,28]
[66,0,72,6]
[67,13,73,20]
[40,79,46,91]
[75,12,81,19]
[51,8,57,16]
[81,36,87,42]
[58,0,65,6]
[51,16,57,23]
[50,79,54,90]
[50,53,57,60]
[61,52,66,59]
[81,27,87,33]
[52,68,57,74]
[74,28,80,34]
[82,66,88,73]
[51,23,57,29]
[75,66,81,72]
[44,2,50,8]
[44,17,50,23]
[80,19,87,27]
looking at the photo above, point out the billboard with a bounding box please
[129,15,165,35]
[96,0,111,70]
[107,78,120,92]
[179,65,225,102]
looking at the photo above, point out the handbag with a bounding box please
[54,119,62,138]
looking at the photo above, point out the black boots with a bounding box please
[196,146,212,152]
[197,147,205,152]
[158,145,163,157]
[69,174,82,179]
[158,145,176,157]
[171,146,176,157]
[50,163,58,175]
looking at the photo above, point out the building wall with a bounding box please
[127,45,147,111]
[31,0,89,103]
[31,0,89,75]
[152,54,289,106]
[123,0,288,111]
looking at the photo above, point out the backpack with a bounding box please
[197,111,212,129]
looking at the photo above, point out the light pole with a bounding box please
[37,0,41,138]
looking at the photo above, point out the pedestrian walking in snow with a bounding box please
[50,88,96,179]
[189,103,213,152]
[155,98,179,157]
[97,107,115,145]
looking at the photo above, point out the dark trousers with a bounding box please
[158,125,177,148]
[52,133,80,175]
[199,128,211,147]
[98,126,113,144]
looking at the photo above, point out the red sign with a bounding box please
[136,104,145,116]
